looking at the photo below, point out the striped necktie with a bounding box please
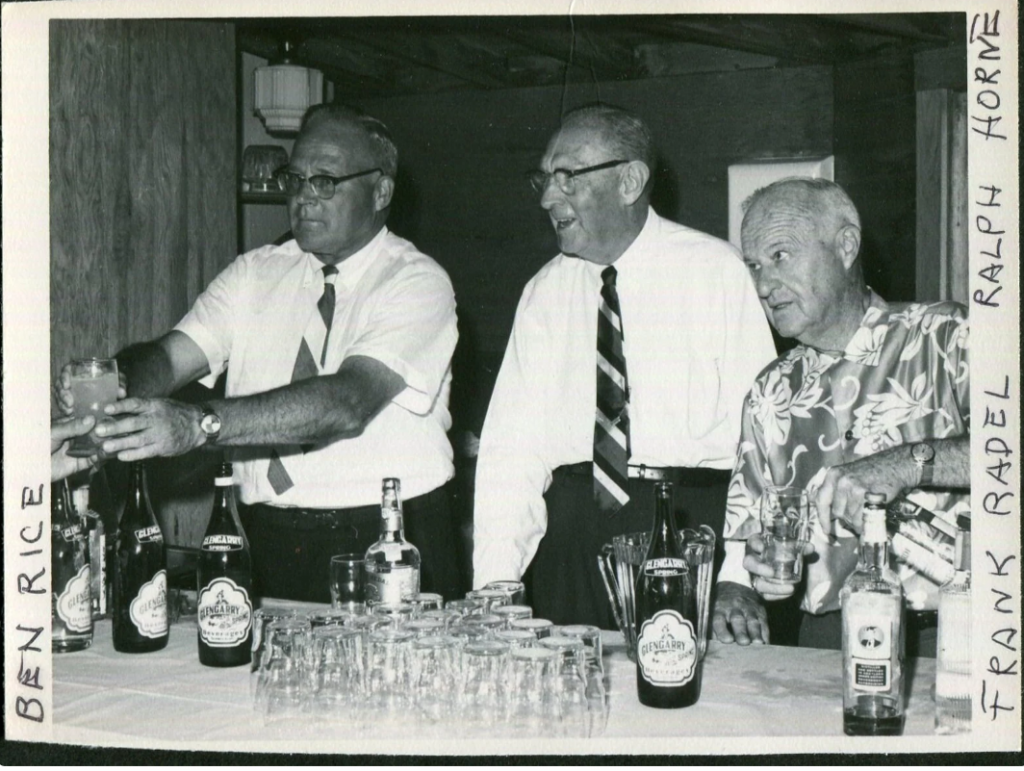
[266,264,339,495]
[593,265,631,513]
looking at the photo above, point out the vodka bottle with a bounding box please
[197,463,253,667]
[112,462,169,653]
[635,482,701,709]
[935,527,972,734]
[364,478,421,604]
[841,493,905,736]
[52,480,93,652]
[72,482,107,620]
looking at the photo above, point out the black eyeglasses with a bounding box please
[526,159,629,195]
[274,167,383,200]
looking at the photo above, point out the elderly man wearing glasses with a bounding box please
[472,103,776,627]
[60,103,464,603]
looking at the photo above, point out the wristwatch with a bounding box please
[910,442,936,488]
[198,403,222,446]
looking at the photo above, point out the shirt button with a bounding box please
[844,429,854,441]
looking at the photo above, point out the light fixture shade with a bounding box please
[254,63,324,134]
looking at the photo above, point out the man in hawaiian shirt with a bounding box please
[711,177,970,654]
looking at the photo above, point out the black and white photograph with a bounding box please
[2,0,1019,761]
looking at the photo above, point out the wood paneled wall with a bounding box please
[50,20,236,545]
[49,19,236,394]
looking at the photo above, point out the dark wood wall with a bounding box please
[49,19,236,395]
[359,65,835,428]
[50,19,237,545]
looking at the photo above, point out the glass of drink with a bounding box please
[67,358,119,457]
[329,554,366,611]
[760,486,812,585]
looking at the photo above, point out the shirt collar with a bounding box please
[588,206,656,277]
[805,288,889,359]
[304,226,388,291]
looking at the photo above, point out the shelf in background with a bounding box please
[240,190,287,205]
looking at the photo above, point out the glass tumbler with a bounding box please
[483,580,526,605]
[459,639,511,736]
[410,634,461,727]
[492,604,533,628]
[539,635,589,738]
[309,626,365,719]
[365,629,415,720]
[465,589,511,614]
[506,646,560,738]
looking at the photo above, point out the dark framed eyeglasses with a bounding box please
[274,167,383,200]
[526,159,629,195]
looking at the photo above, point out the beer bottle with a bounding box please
[635,482,702,708]
[52,480,93,652]
[197,462,253,667]
[364,478,421,604]
[112,462,169,653]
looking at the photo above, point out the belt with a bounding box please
[559,461,729,488]
[238,501,378,532]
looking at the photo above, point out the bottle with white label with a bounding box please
[635,481,701,709]
[364,478,421,604]
[112,462,168,653]
[197,462,253,667]
[841,492,905,736]
[52,480,93,652]
[72,482,107,620]
[935,525,971,734]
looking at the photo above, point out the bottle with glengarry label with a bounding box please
[197,462,253,667]
[112,462,168,653]
[52,480,93,653]
[635,482,701,709]
[364,478,421,604]
[841,493,905,736]
[72,482,107,620]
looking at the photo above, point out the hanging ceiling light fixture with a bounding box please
[254,40,324,135]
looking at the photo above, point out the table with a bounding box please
[52,611,941,755]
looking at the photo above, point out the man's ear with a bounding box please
[374,175,395,211]
[836,224,861,269]
[620,161,650,206]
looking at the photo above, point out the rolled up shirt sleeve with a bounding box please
[344,261,458,417]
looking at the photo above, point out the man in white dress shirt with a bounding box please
[472,103,776,626]
[63,104,464,602]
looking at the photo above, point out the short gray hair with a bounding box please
[561,102,656,172]
[743,177,860,232]
[299,103,399,178]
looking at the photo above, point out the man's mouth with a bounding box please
[553,216,576,231]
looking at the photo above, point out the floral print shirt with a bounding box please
[723,295,970,614]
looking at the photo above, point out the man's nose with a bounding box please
[539,175,564,209]
[754,265,778,298]
[294,177,319,206]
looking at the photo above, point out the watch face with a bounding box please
[912,443,935,464]
[201,413,221,436]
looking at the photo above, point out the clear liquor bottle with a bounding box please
[72,482,107,620]
[935,526,971,734]
[841,493,905,736]
[52,480,93,652]
[364,478,421,604]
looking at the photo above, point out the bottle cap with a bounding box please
[862,508,887,542]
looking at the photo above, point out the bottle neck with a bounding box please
[125,463,157,527]
[650,485,680,554]
[381,505,405,542]
[858,509,889,570]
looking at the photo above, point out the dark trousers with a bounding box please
[798,609,938,658]
[523,464,729,629]
[239,484,466,604]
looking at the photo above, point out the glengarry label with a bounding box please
[135,525,164,544]
[198,577,252,646]
[637,609,697,686]
[201,534,243,552]
[56,563,93,633]
[130,569,168,638]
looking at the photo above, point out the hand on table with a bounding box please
[812,450,914,536]
[94,397,203,462]
[51,414,100,481]
[712,581,769,645]
[55,363,128,415]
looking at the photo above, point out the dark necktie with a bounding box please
[593,265,631,513]
[267,265,338,495]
